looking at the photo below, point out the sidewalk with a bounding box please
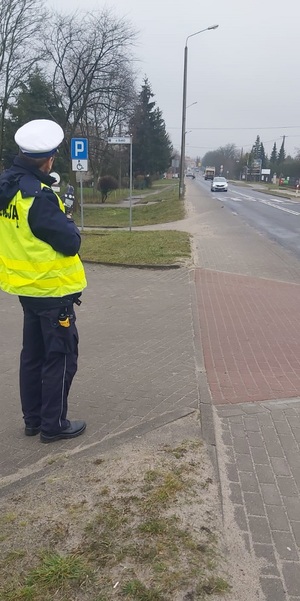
[187,179,300,600]
[129,179,300,598]
[1,180,300,599]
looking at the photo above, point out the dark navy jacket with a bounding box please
[0,157,80,256]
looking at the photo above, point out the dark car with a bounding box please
[186,173,195,179]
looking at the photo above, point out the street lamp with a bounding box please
[179,25,219,198]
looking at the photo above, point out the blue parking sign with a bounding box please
[71,138,88,160]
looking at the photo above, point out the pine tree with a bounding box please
[251,135,261,158]
[4,69,65,169]
[260,142,266,168]
[129,78,172,176]
[270,142,277,165]
[278,139,286,165]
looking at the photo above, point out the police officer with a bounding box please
[0,119,87,443]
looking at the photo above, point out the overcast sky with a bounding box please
[49,0,300,159]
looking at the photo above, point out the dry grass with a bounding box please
[0,437,230,601]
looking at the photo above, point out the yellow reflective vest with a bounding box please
[0,184,87,297]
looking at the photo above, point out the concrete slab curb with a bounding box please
[0,407,196,498]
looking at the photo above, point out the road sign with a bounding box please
[71,138,88,160]
[50,171,61,192]
[72,159,88,172]
[50,171,60,184]
[107,136,131,144]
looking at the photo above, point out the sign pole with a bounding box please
[71,137,89,232]
[80,172,84,231]
[129,136,133,232]
[107,135,133,232]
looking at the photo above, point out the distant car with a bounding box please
[186,173,195,179]
[211,176,228,192]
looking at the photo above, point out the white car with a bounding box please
[211,177,228,192]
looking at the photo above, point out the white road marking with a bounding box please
[233,191,257,201]
[259,200,300,215]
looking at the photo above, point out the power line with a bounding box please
[168,125,300,131]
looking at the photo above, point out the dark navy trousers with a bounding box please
[19,299,78,435]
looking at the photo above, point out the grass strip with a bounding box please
[80,230,191,266]
[74,189,183,228]
[82,179,175,204]
[0,440,230,600]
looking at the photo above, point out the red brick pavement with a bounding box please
[195,268,300,404]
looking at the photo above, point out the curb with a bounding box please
[82,260,183,270]
[0,408,195,498]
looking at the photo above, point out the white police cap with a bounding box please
[15,119,64,158]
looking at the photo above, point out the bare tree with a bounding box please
[45,8,137,168]
[0,0,48,162]
[80,64,137,182]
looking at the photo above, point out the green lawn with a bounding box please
[81,179,175,204]
[74,188,183,228]
[75,183,188,266]
[80,230,191,265]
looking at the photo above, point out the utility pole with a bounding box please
[118,123,122,190]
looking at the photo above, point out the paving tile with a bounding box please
[277,477,299,498]
[248,516,271,543]
[282,562,300,596]
[265,505,290,532]
[260,483,282,506]
[283,449,300,468]
[270,457,292,477]
[290,467,300,491]
[285,497,300,521]
[263,439,285,458]
[236,453,253,471]
[242,531,251,554]
[221,430,233,446]
[244,492,265,517]
[233,505,248,532]
[272,531,299,560]
[230,423,246,438]
[277,434,299,453]
[233,437,251,454]
[229,482,243,505]
[226,463,239,483]
[258,413,275,427]
[255,464,275,484]
[290,427,300,444]
[239,471,259,493]
[290,521,300,547]
[243,416,260,431]
[247,431,265,447]
[253,544,279,576]
[260,577,287,601]
[251,446,270,465]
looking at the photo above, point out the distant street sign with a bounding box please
[252,159,262,173]
[107,136,131,144]
[72,159,88,172]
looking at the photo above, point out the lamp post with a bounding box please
[179,25,219,198]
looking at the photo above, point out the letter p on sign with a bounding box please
[75,141,84,155]
[71,138,88,160]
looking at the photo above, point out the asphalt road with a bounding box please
[195,176,300,259]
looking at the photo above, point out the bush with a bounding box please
[97,175,118,202]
